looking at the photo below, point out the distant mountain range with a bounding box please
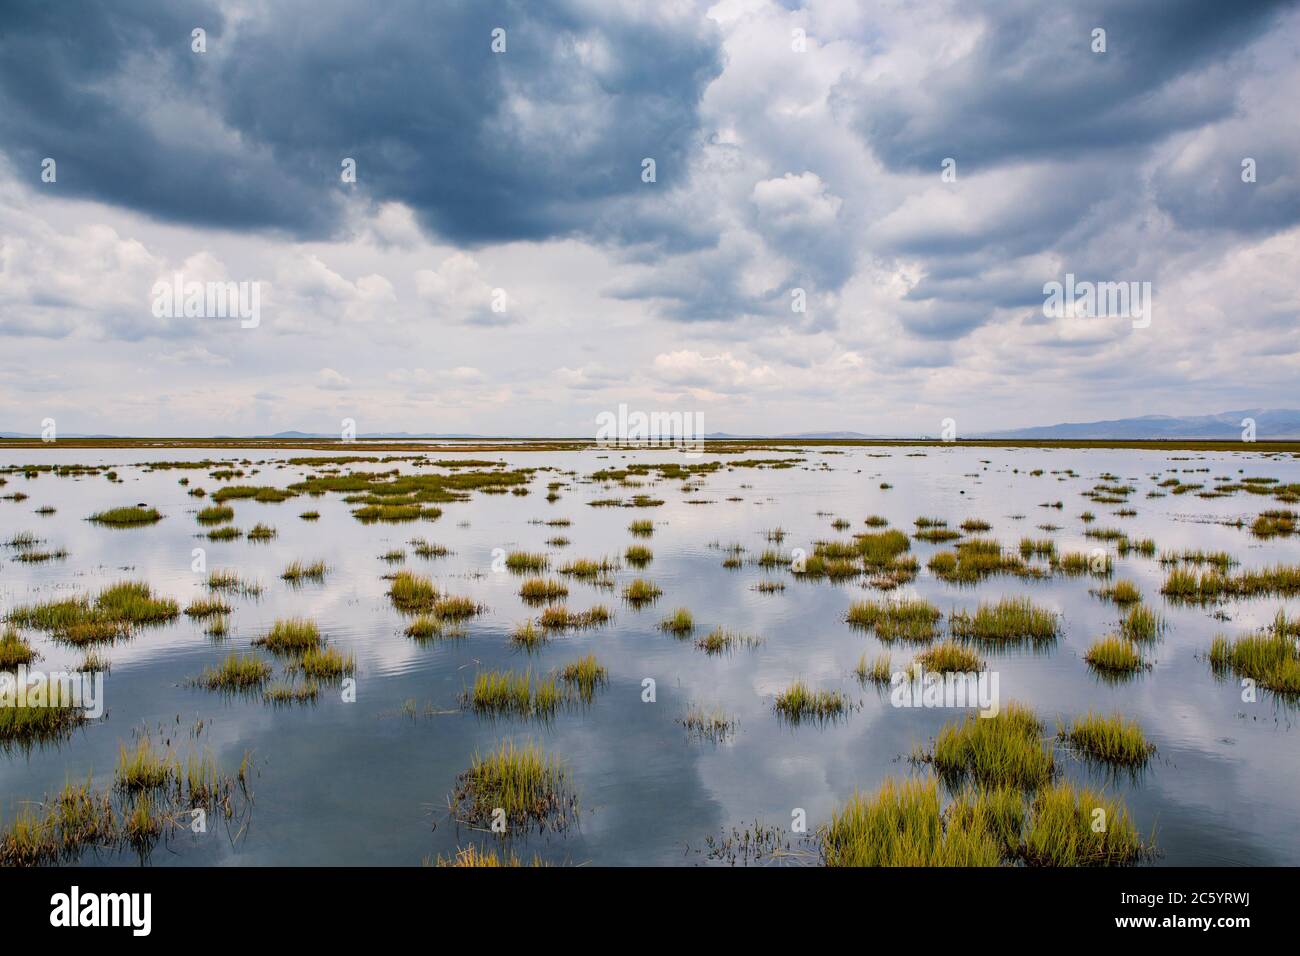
[972,409,1300,440]
[4,409,1299,441]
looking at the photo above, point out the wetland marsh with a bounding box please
[1,441,1298,866]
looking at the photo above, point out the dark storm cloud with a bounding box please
[0,0,723,244]
[840,0,1294,173]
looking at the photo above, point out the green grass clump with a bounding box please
[928,538,1031,584]
[430,595,483,620]
[115,738,177,793]
[1119,603,1162,642]
[1096,579,1141,604]
[659,607,694,636]
[558,556,620,579]
[0,626,36,668]
[774,681,846,722]
[88,506,162,526]
[195,505,234,524]
[247,522,276,542]
[821,777,1002,867]
[695,626,762,655]
[469,670,563,717]
[405,615,467,641]
[845,598,941,642]
[449,740,576,832]
[628,519,654,537]
[961,518,992,533]
[388,571,439,613]
[184,597,231,618]
[949,598,1058,646]
[281,559,328,582]
[1161,563,1300,602]
[680,704,736,742]
[509,619,546,649]
[1021,783,1148,866]
[206,569,262,596]
[293,646,355,680]
[622,578,663,606]
[1250,509,1296,537]
[410,538,450,558]
[1208,612,1300,697]
[924,702,1055,790]
[196,652,272,690]
[1084,635,1147,674]
[254,617,322,654]
[206,525,242,541]
[537,605,611,630]
[1018,538,1057,560]
[1058,712,1155,767]
[352,503,441,523]
[559,655,607,701]
[1053,551,1111,577]
[519,578,567,603]
[299,510,321,521]
[624,544,653,566]
[855,653,892,685]
[505,551,548,573]
[263,680,319,705]
[6,581,179,646]
[914,641,983,673]
[0,676,87,745]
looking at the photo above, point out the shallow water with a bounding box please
[1,444,1297,866]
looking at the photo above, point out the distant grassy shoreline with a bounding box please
[3,437,1298,453]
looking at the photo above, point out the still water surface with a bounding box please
[1,444,1297,865]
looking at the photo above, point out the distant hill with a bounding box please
[5,410,1299,441]
[975,409,1300,440]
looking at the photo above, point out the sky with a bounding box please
[1,0,1298,438]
